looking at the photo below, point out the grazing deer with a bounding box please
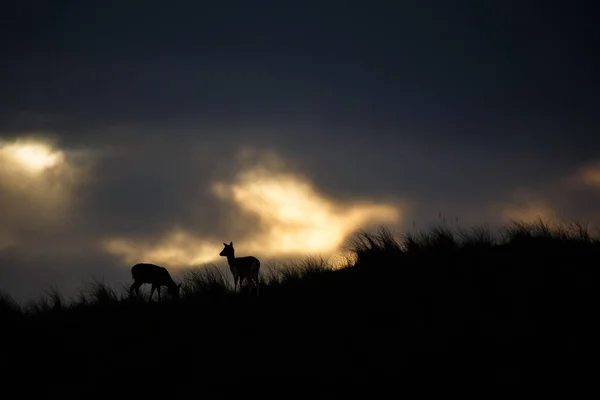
[130,263,182,300]
[219,242,260,295]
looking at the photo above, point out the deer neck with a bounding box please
[226,253,236,266]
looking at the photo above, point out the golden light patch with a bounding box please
[576,161,600,188]
[212,167,402,257]
[102,229,219,269]
[103,150,404,268]
[0,138,81,202]
[0,139,64,174]
[0,136,90,248]
[500,199,556,223]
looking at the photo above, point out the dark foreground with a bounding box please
[1,221,597,388]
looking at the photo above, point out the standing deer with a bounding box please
[130,263,182,300]
[219,242,260,295]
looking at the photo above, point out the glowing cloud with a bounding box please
[0,136,90,247]
[102,150,403,268]
[495,189,557,224]
[0,138,82,201]
[501,201,556,223]
[576,161,600,188]
[0,140,64,173]
[489,160,600,231]
[102,228,218,268]
[212,166,402,256]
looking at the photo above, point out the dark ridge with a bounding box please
[1,218,596,387]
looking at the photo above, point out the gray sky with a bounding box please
[1,1,599,302]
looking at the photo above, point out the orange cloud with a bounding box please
[103,150,404,268]
[493,188,557,224]
[102,228,217,268]
[0,137,90,242]
[501,200,556,223]
[0,137,88,197]
[0,139,64,174]
[575,161,600,188]
[212,163,401,256]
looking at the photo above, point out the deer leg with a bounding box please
[254,276,259,296]
[130,281,142,298]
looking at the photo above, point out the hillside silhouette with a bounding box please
[1,218,596,387]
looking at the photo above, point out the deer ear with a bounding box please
[223,243,228,246]
[229,241,233,246]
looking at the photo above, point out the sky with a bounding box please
[1,1,599,302]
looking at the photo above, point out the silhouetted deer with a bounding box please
[219,242,260,295]
[130,263,182,300]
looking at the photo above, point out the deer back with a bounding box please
[132,263,175,286]
[230,256,260,277]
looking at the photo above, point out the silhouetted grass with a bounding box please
[272,255,333,283]
[179,265,230,303]
[458,223,496,248]
[1,218,597,386]
[0,292,21,316]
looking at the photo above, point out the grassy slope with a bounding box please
[1,219,597,386]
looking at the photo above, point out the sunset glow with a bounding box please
[212,167,402,256]
[577,161,600,187]
[0,137,90,252]
[0,140,64,173]
[103,229,218,268]
[500,199,556,223]
[103,154,403,268]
